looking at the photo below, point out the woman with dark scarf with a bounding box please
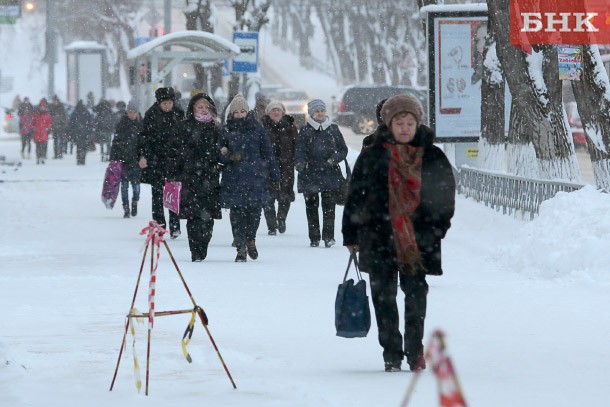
[342,94,456,373]
[166,93,221,262]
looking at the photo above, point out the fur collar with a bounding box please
[306,116,332,131]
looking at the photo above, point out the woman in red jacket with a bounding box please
[33,98,52,165]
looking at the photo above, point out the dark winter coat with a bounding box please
[217,111,280,208]
[69,103,93,148]
[49,102,69,134]
[342,124,456,276]
[166,118,221,220]
[110,115,143,182]
[94,102,117,144]
[295,117,348,194]
[137,103,184,184]
[261,114,298,202]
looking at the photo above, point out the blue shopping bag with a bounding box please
[335,253,371,338]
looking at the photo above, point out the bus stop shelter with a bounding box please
[127,31,240,113]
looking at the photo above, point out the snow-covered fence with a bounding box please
[457,167,585,220]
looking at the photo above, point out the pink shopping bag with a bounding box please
[163,179,182,215]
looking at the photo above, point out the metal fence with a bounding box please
[457,167,585,220]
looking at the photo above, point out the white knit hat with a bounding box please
[265,100,286,114]
[228,94,249,113]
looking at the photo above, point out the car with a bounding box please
[2,108,19,133]
[331,85,428,134]
[565,101,587,148]
[267,88,309,125]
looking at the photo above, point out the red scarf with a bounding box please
[384,142,425,273]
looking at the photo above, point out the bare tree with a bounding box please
[487,0,580,181]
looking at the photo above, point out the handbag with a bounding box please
[335,253,371,338]
[163,179,182,215]
[101,161,123,209]
[335,158,351,206]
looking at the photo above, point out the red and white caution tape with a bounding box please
[140,221,167,330]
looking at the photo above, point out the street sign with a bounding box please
[232,31,258,73]
[0,0,20,24]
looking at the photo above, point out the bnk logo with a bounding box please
[510,0,610,45]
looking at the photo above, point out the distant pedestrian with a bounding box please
[69,100,94,165]
[110,100,142,219]
[295,99,348,248]
[49,95,69,159]
[137,87,183,238]
[94,100,118,162]
[33,98,52,165]
[18,98,35,159]
[217,94,280,262]
[261,100,298,235]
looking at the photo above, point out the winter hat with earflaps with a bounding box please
[380,93,424,126]
[228,94,249,113]
[265,100,286,114]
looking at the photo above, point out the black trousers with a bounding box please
[230,205,261,249]
[263,195,291,232]
[303,190,336,242]
[368,268,428,366]
[151,180,180,233]
[186,209,214,258]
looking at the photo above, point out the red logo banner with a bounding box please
[510,0,610,46]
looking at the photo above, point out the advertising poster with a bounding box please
[432,15,488,141]
[558,45,582,81]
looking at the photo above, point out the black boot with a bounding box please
[246,240,258,260]
[123,205,130,218]
[235,246,247,262]
[131,201,138,217]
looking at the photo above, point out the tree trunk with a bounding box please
[570,45,610,189]
[488,0,580,181]
[478,15,507,172]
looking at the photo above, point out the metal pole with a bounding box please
[163,0,171,86]
[46,0,57,97]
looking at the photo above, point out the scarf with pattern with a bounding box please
[384,142,425,274]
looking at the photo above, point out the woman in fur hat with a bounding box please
[261,100,298,235]
[295,99,348,248]
[342,94,456,373]
[166,93,221,262]
[217,94,280,262]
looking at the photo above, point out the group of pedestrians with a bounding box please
[15,93,129,166]
[115,87,457,375]
[130,87,347,263]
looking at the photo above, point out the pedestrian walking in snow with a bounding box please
[94,99,118,162]
[49,95,69,159]
[295,99,348,248]
[166,93,221,262]
[69,100,94,165]
[261,100,298,235]
[342,94,456,373]
[33,98,52,165]
[18,98,35,159]
[137,87,183,238]
[217,94,280,262]
[110,100,142,219]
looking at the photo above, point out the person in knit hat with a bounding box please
[342,93,455,373]
[295,98,347,248]
[218,93,280,262]
[261,99,298,235]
